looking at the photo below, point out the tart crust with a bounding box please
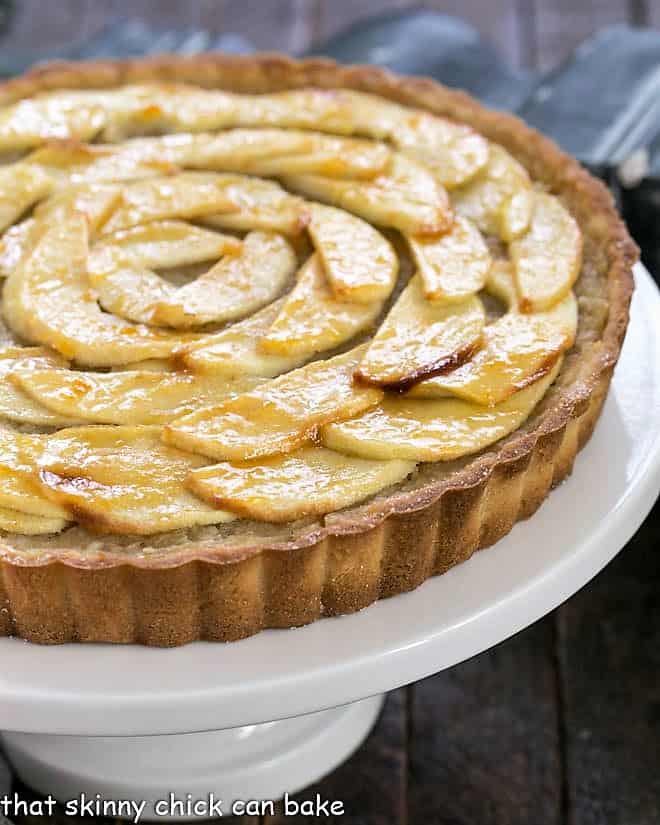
[0,54,637,646]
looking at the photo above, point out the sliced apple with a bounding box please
[0,85,249,152]
[164,345,382,461]
[0,427,70,519]
[37,426,234,535]
[485,258,518,306]
[211,89,486,187]
[99,172,240,235]
[200,176,309,236]
[236,88,488,187]
[89,229,294,329]
[25,139,178,184]
[96,220,239,269]
[408,216,491,302]
[392,112,490,188]
[176,298,308,378]
[112,358,171,373]
[453,144,534,241]
[0,219,37,279]
[283,154,452,236]
[408,293,577,405]
[24,129,388,183]
[87,222,243,327]
[227,87,389,133]
[187,445,415,523]
[27,140,112,171]
[3,210,85,343]
[86,245,174,326]
[234,87,401,136]
[0,506,68,535]
[408,257,578,404]
[0,91,107,150]
[97,85,239,140]
[322,360,561,462]
[306,203,398,303]
[355,275,485,389]
[0,164,53,232]
[510,192,582,312]
[0,85,480,187]
[34,183,122,240]
[3,213,200,367]
[152,232,296,328]
[0,346,82,427]
[260,254,383,358]
[176,129,390,179]
[0,85,483,188]
[12,367,262,425]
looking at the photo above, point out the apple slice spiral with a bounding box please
[89,228,295,328]
[0,82,582,534]
[0,85,489,187]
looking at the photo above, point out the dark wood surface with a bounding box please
[6,1,660,823]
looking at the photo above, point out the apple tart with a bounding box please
[0,56,636,646]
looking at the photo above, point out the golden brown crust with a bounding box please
[0,54,637,645]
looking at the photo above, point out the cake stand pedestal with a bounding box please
[1,264,659,821]
[1,697,385,815]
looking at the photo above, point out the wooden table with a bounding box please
[6,2,660,823]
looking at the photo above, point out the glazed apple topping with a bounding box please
[24,129,391,183]
[306,203,398,303]
[259,254,385,359]
[36,426,235,535]
[11,367,263,426]
[283,153,452,236]
[3,212,201,367]
[0,164,53,233]
[175,298,310,378]
[453,144,535,242]
[0,82,583,533]
[0,346,82,427]
[510,191,582,312]
[187,445,415,523]
[407,215,491,303]
[355,276,485,390]
[163,346,383,461]
[91,230,295,328]
[321,361,561,462]
[0,219,37,279]
[0,427,71,520]
[0,505,68,535]
[408,262,577,405]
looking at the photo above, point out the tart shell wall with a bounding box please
[0,54,637,646]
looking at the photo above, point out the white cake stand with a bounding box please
[1,263,659,822]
